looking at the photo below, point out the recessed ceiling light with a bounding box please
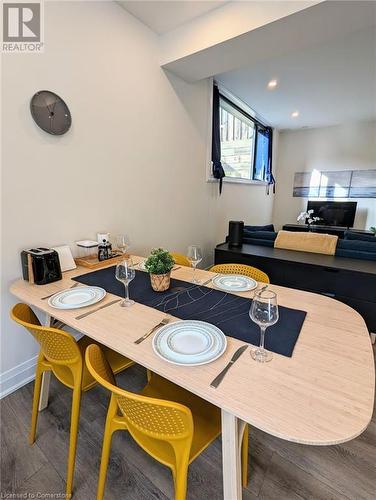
[267,79,278,89]
[291,111,300,118]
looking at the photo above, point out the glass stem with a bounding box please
[124,283,129,302]
[260,326,266,350]
[193,264,196,280]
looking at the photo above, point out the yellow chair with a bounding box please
[10,303,135,498]
[209,263,270,284]
[85,344,249,500]
[170,252,192,267]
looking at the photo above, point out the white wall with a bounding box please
[272,121,376,230]
[214,183,275,241]
[0,1,287,397]
[0,1,221,395]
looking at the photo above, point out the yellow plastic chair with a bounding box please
[209,263,270,284]
[170,252,192,267]
[10,303,135,498]
[85,344,249,500]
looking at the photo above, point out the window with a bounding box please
[253,126,271,181]
[220,97,255,180]
[219,94,272,183]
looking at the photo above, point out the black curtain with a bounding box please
[265,128,276,194]
[212,84,225,194]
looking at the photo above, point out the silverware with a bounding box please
[201,278,212,286]
[201,274,219,287]
[172,266,181,271]
[134,317,170,344]
[210,345,248,388]
[75,299,121,320]
[41,282,79,300]
[253,284,268,297]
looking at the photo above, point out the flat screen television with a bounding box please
[306,201,357,227]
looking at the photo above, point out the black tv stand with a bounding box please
[282,224,372,239]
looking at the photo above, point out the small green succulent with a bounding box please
[145,248,175,275]
[370,226,376,235]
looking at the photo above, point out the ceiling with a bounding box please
[119,1,227,35]
[118,1,376,130]
[216,23,376,130]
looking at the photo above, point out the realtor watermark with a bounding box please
[0,491,72,500]
[2,1,44,52]
[0,493,70,498]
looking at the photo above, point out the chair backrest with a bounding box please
[85,344,193,441]
[209,263,270,284]
[10,303,81,366]
[169,252,192,267]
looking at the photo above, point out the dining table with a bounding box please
[10,255,375,500]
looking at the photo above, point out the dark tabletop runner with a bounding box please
[74,267,307,357]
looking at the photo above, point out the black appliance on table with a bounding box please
[21,248,62,285]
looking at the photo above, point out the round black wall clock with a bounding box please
[30,90,72,135]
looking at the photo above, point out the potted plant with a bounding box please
[370,226,376,236]
[144,248,175,292]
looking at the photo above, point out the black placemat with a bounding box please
[74,267,307,357]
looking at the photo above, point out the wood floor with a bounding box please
[1,348,375,500]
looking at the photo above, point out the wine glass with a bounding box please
[249,290,279,362]
[115,260,135,307]
[115,234,130,255]
[187,245,203,284]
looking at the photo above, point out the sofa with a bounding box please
[242,226,376,261]
[218,225,376,333]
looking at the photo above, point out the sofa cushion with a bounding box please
[243,230,277,241]
[335,248,376,261]
[344,230,376,243]
[337,239,376,252]
[275,230,338,255]
[336,239,376,260]
[243,237,275,248]
[244,224,275,232]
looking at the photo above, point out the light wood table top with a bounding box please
[10,256,375,446]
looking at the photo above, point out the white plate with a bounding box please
[48,286,106,309]
[75,240,98,248]
[153,320,227,366]
[212,274,257,292]
[138,260,147,271]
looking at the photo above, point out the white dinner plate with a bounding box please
[48,286,106,309]
[138,260,147,271]
[153,320,227,366]
[212,274,257,292]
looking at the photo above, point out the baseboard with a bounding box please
[0,355,38,399]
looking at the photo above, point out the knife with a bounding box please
[253,284,268,297]
[75,299,121,320]
[210,345,248,388]
[41,282,79,300]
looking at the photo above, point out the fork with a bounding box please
[134,317,170,344]
[41,282,79,300]
[201,274,219,287]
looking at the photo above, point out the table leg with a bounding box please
[221,409,245,500]
[38,371,51,411]
[38,313,52,411]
